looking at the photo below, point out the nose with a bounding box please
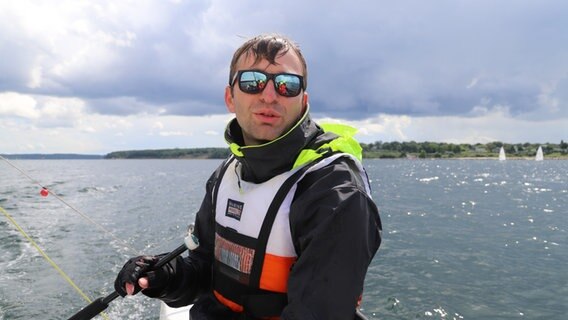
[260,80,277,103]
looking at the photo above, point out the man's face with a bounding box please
[225,50,308,146]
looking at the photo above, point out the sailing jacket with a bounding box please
[148,109,382,320]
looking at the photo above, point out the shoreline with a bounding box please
[428,156,566,160]
[379,157,568,160]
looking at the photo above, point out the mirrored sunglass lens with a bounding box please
[275,74,301,96]
[239,71,267,93]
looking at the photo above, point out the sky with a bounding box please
[1,0,566,154]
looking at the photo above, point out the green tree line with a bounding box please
[105,148,230,159]
[104,141,567,159]
[361,140,568,159]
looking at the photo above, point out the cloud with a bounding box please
[0,92,39,119]
[158,131,191,137]
[205,130,219,136]
[1,108,232,153]
[466,77,480,89]
[3,1,567,121]
[325,109,565,145]
[1,0,567,153]
[0,92,86,128]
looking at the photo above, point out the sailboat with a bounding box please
[498,146,506,161]
[535,146,544,161]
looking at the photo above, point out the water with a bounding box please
[1,159,566,319]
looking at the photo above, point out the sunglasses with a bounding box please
[231,70,305,97]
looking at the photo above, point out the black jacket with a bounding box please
[153,111,382,320]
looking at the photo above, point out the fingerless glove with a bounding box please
[114,254,173,297]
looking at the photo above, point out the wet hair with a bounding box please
[229,34,308,89]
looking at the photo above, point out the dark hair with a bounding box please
[229,34,308,89]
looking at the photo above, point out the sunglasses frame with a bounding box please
[230,70,305,97]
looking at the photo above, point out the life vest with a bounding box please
[212,124,371,318]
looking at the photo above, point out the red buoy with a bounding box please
[40,188,49,197]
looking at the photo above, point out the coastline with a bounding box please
[417,156,568,160]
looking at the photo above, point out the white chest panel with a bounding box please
[214,153,368,257]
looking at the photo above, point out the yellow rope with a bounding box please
[0,205,109,320]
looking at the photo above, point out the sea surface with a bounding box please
[0,159,566,320]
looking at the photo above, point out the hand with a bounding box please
[115,253,177,298]
[114,255,159,297]
[125,277,150,295]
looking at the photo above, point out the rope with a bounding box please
[0,206,109,320]
[0,155,140,255]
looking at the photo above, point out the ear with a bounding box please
[225,86,235,113]
[302,91,309,113]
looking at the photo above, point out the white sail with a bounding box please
[535,146,544,161]
[498,146,506,161]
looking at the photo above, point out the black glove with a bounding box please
[141,254,177,298]
[114,255,159,297]
[115,253,180,298]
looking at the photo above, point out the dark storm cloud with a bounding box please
[302,0,568,120]
[1,0,566,121]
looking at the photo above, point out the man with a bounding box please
[115,34,382,319]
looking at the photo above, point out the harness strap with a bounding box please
[248,153,331,289]
[212,156,237,211]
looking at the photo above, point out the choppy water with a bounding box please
[0,159,566,319]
